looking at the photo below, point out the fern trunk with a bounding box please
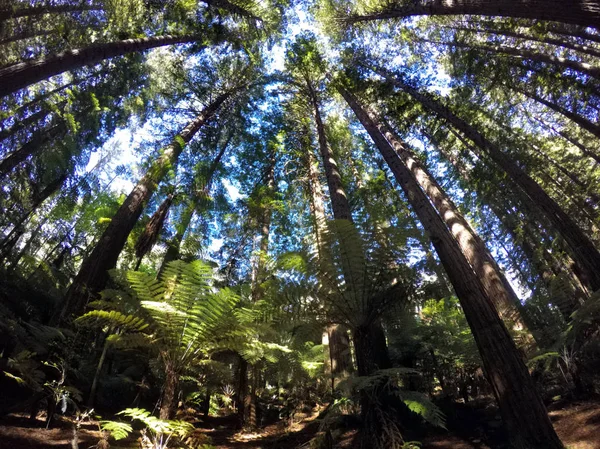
[160,358,179,420]
[339,85,564,449]
[353,322,391,377]
[237,356,248,428]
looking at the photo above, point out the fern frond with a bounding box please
[75,310,149,332]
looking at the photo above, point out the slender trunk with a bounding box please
[0,105,56,143]
[87,334,111,408]
[0,4,102,22]
[53,93,230,324]
[237,356,248,428]
[307,79,390,373]
[433,39,600,80]
[450,25,600,59]
[301,132,355,383]
[338,84,564,449]
[546,23,600,45]
[532,116,600,165]
[0,30,54,46]
[1,173,66,261]
[529,143,600,206]
[0,34,202,98]
[247,365,258,428]
[158,138,230,276]
[428,130,587,315]
[380,70,600,292]
[345,0,600,30]
[160,358,179,420]
[157,203,194,275]
[519,88,600,140]
[0,122,67,177]
[307,79,351,221]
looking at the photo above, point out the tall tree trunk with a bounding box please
[52,92,230,324]
[0,4,102,22]
[518,88,600,140]
[306,79,351,221]
[382,122,533,337]
[0,122,67,177]
[434,39,600,80]
[345,0,600,30]
[0,173,67,261]
[0,30,54,47]
[236,356,248,428]
[451,25,600,59]
[300,129,355,385]
[379,71,600,293]
[532,116,600,165]
[338,84,564,449]
[158,137,230,275]
[0,34,202,98]
[307,79,391,374]
[429,132,586,315]
[0,105,58,143]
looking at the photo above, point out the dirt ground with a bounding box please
[0,400,598,449]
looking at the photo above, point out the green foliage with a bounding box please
[99,420,133,440]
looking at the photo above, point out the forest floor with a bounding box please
[0,400,598,448]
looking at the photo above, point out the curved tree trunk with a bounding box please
[338,84,564,449]
[0,34,202,98]
[435,39,600,80]
[451,25,600,59]
[52,92,231,324]
[158,137,230,276]
[380,71,600,293]
[0,122,67,177]
[0,4,102,22]
[381,122,534,338]
[345,0,600,30]
[518,88,600,140]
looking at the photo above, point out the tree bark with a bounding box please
[518,88,600,140]
[451,25,600,59]
[306,79,391,375]
[306,79,352,221]
[345,0,600,30]
[0,4,102,22]
[0,122,67,177]
[435,39,600,80]
[236,356,248,428]
[160,357,179,420]
[300,129,355,385]
[338,84,564,449]
[380,71,600,293]
[0,34,202,98]
[383,123,532,334]
[327,324,353,388]
[0,105,57,144]
[53,92,230,324]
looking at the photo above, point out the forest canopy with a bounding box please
[0,1,600,449]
